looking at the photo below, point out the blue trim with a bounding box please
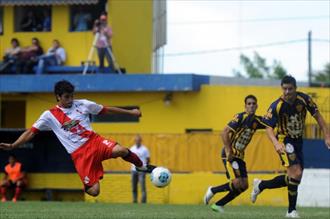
[0,74,210,93]
[303,139,330,168]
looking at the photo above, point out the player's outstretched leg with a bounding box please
[136,164,157,173]
[204,182,232,204]
[251,175,288,203]
[251,178,262,203]
[203,186,214,204]
[111,144,157,173]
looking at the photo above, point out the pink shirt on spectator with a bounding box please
[96,26,112,48]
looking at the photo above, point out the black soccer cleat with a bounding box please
[136,164,157,173]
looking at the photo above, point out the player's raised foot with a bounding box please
[285,210,300,218]
[203,186,214,205]
[210,204,224,213]
[136,164,157,173]
[251,178,261,203]
[1,197,6,202]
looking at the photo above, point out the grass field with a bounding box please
[0,202,329,219]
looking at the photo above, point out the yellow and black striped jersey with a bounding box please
[262,92,318,139]
[227,112,265,159]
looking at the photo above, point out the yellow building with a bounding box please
[0,0,154,73]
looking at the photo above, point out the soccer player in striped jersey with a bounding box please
[0,80,156,197]
[251,76,330,218]
[203,95,265,213]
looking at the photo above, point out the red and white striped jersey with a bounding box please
[31,99,106,154]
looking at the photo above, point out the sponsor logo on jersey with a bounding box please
[84,176,90,184]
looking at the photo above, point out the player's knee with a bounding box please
[85,184,100,197]
[240,181,249,191]
[86,188,100,197]
[112,144,129,158]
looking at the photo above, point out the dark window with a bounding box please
[69,0,107,32]
[91,106,140,123]
[185,129,213,133]
[0,7,3,35]
[0,101,26,128]
[14,6,51,32]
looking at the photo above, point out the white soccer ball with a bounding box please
[150,167,172,188]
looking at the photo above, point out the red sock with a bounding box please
[122,150,143,167]
[14,187,22,200]
[0,187,6,198]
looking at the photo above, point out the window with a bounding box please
[91,106,140,123]
[69,0,107,32]
[0,7,3,35]
[0,101,26,128]
[14,6,51,32]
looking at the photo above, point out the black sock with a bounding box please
[211,182,230,194]
[288,178,300,213]
[259,175,288,191]
[215,187,241,206]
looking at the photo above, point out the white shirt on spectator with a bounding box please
[130,144,150,171]
[47,47,66,65]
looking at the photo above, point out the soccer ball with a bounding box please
[150,167,172,188]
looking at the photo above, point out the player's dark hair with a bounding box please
[54,80,75,98]
[281,75,296,88]
[244,95,257,104]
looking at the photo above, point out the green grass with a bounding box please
[0,202,329,219]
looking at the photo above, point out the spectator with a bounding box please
[73,7,92,31]
[0,38,21,73]
[15,37,43,74]
[1,154,27,202]
[130,135,150,203]
[36,39,66,75]
[42,10,51,32]
[20,11,38,32]
[93,14,115,72]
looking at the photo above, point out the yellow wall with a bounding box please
[97,132,284,173]
[85,173,288,206]
[0,2,153,73]
[2,85,327,134]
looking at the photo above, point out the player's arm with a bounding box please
[265,126,285,154]
[0,129,36,150]
[313,111,330,149]
[103,106,141,117]
[221,126,233,161]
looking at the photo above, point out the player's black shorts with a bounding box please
[221,147,247,179]
[279,136,304,168]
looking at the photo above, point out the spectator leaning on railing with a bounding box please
[36,39,66,75]
[0,38,21,73]
[15,37,43,74]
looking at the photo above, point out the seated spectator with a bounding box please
[20,11,39,32]
[15,37,43,74]
[73,7,92,31]
[1,154,27,202]
[0,38,21,74]
[36,39,66,75]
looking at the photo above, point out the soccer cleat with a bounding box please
[136,164,157,173]
[251,178,262,203]
[203,186,214,205]
[211,204,224,213]
[12,197,17,203]
[285,210,300,218]
[1,197,6,202]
